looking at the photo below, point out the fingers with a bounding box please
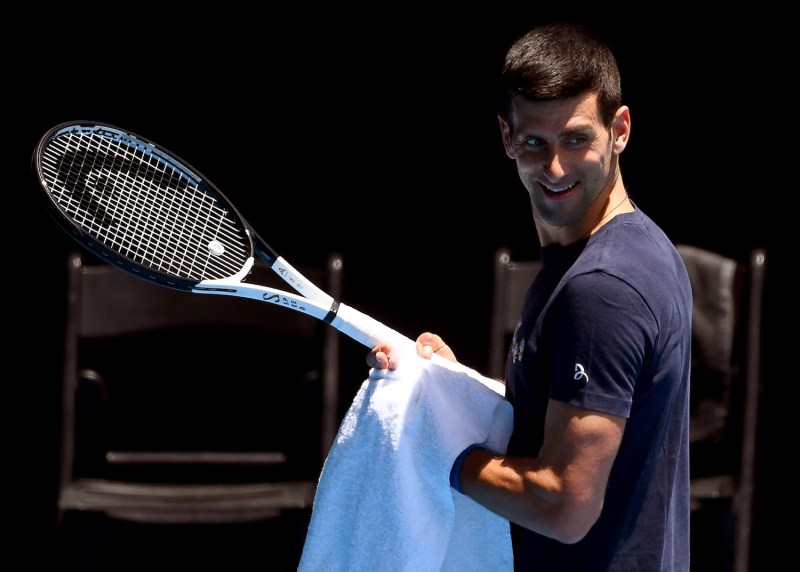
[416,332,440,357]
[367,333,457,371]
[416,332,457,362]
[366,343,397,371]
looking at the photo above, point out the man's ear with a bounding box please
[498,113,516,159]
[612,105,631,154]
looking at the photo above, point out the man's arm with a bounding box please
[459,399,625,544]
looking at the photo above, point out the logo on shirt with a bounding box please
[574,363,589,383]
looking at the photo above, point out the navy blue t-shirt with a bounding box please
[505,207,692,571]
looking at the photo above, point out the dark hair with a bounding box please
[499,22,622,127]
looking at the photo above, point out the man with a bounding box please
[369,22,692,571]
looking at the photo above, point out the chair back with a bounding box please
[57,250,343,526]
[676,244,766,572]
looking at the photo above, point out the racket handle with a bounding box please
[332,303,414,351]
[332,303,465,371]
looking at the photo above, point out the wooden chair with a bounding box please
[488,245,767,572]
[56,250,343,568]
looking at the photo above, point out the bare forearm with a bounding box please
[459,448,602,544]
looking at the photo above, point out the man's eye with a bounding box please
[525,137,543,147]
[566,135,588,145]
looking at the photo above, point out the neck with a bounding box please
[582,188,631,238]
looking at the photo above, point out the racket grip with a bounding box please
[331,303,465,371]
[331,303,415,352]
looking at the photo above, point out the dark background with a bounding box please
[8,5,792,569]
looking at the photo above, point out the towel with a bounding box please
[298,354,514,572]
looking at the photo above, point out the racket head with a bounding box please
[33,121,255,291]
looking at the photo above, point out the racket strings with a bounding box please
[40,129,251,281]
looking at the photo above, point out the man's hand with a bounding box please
[415,332,456,362]
[366,332,457,371]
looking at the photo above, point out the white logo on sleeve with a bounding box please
[574,363,589,383]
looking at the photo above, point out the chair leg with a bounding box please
[691,499,735,572]
[58,511,111,572]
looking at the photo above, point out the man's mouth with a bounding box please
[542,181,577,194]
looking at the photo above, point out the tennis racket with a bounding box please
[33,120,433,361]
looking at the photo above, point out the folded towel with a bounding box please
[298,355,514,572]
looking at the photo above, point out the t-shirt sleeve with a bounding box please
[545,271,657,418]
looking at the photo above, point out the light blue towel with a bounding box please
[298,355,514,572]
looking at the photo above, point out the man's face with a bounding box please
[499,92,627,241]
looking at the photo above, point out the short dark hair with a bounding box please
[499,22,622,127]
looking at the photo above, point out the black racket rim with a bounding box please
[33,120,255,292]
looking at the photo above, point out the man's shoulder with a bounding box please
[573,210,691,307]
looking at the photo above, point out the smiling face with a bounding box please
[499,92,631,245]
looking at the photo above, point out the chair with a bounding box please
[487,248,542,380]
[56,250,343,568]
[676,244,766,572]
[488,245,767,572]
